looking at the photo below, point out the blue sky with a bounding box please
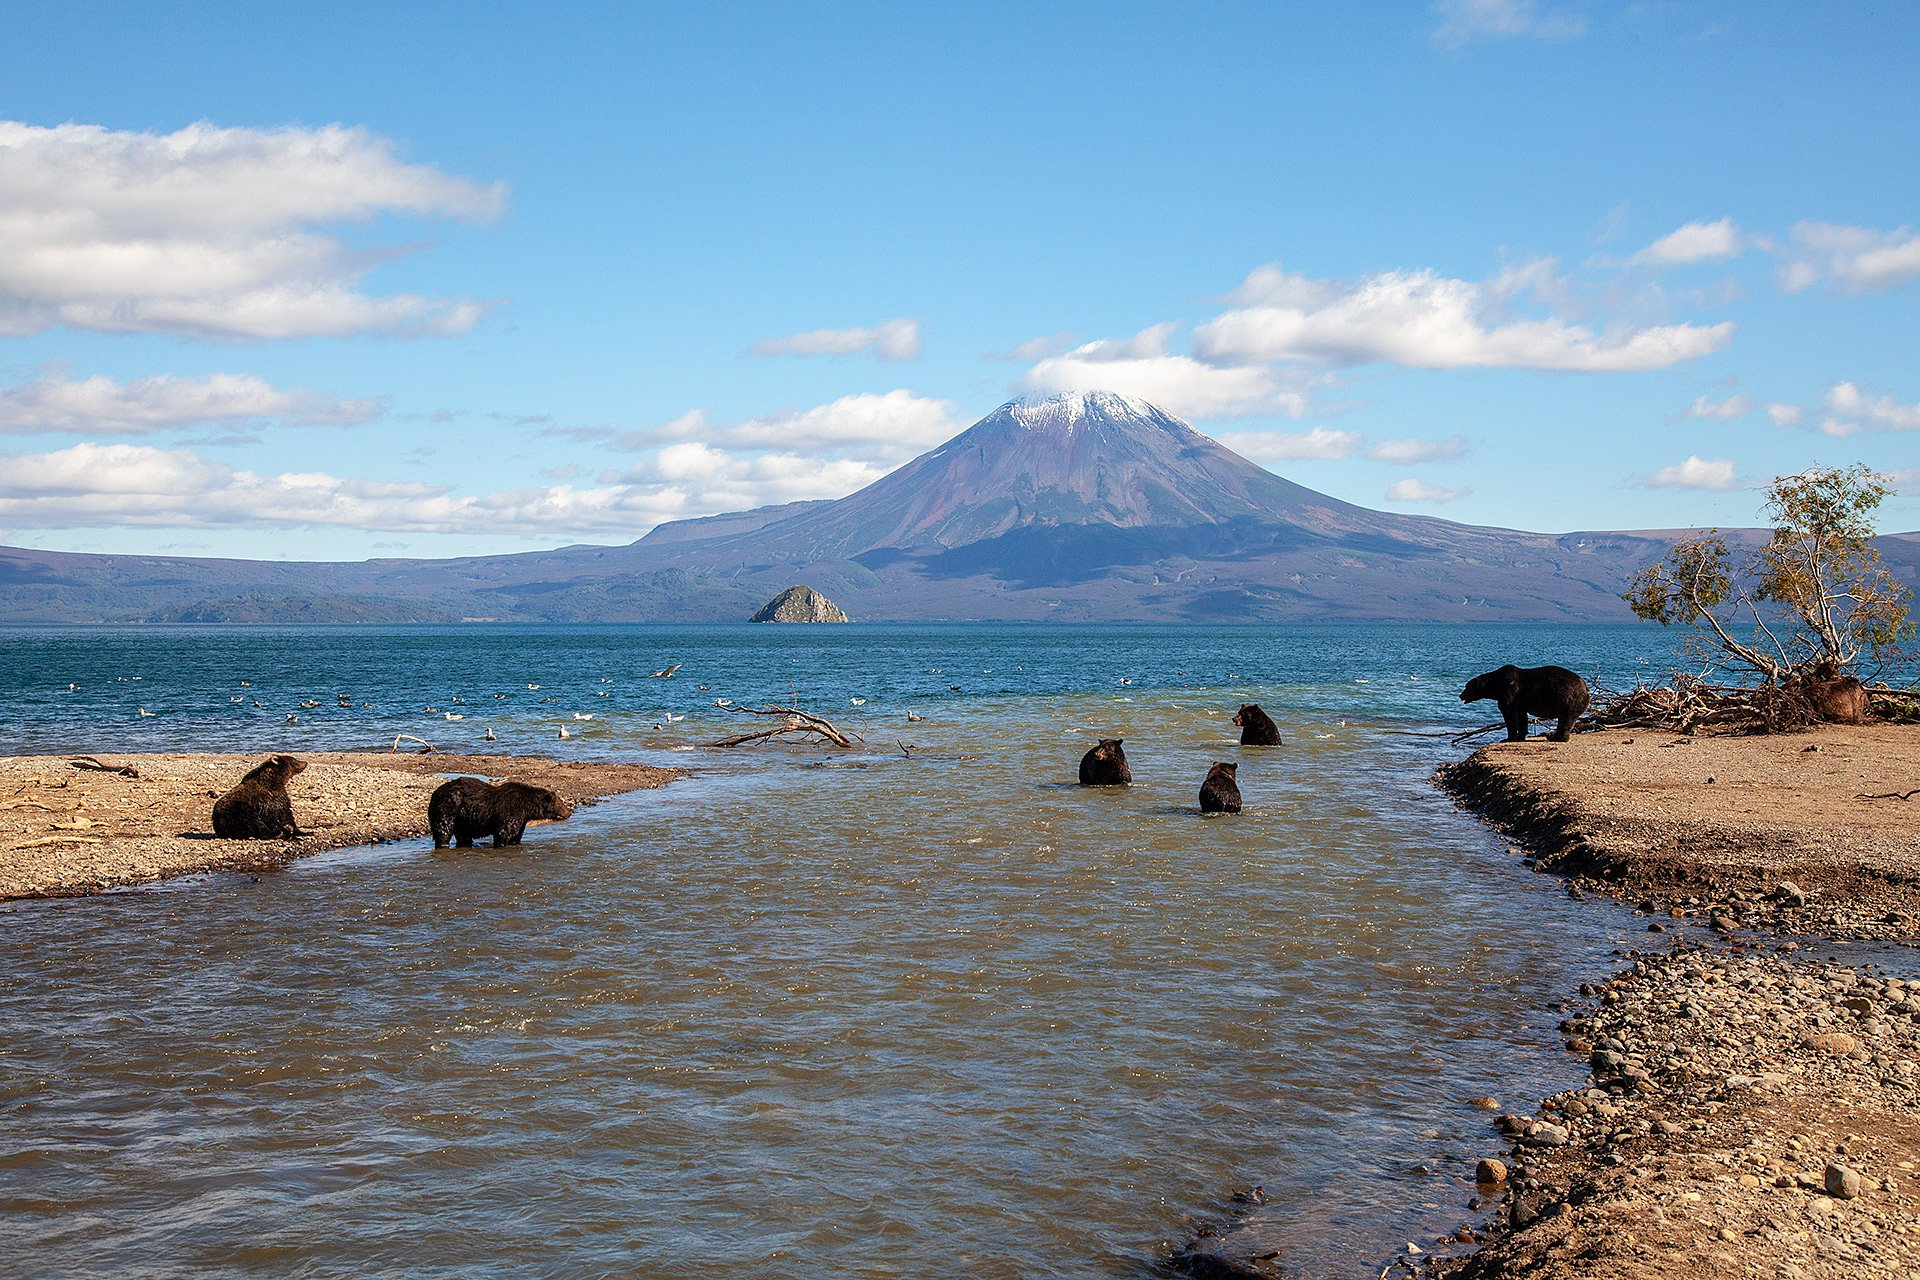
[1,0,1915,560]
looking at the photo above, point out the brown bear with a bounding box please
[1078,739,1132,786]
[428,776,573,848]
[1232,703,1282,746]
[1799,662,1869,725]
[211,754,307,839]
[1461,664,1590,742]
[1199,762,1241,813]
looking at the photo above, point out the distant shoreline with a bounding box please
[0,751,680,900]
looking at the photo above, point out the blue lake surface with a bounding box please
[0,623,1684,1278]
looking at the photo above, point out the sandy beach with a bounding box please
[0,751,681,899]
[1427,726,1920,1280]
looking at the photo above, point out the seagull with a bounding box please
[663,712,684,722]
[557,725,570,738]
[715,698,732,707]
[850,697,866,706]
[1117,677,1133,686]
[300,700,320,709]
[424,706,440,713]
[493,693,508,700]
[485,727,496,741]
[451,696,465,704]
[906,711,926,722]
[137,708,154,717]
[240,681,252,687]
[597,691,610,698]
[445,712,464,721]
[948,685,961,692]
[697,684,711,691]
[229,696,243,703]
[66,683,76,691]
[252,700,263,708]
[601,677,614,684]
[571,712,593,721]
[286,713,298,724]
[651,664,681,678]
[528,683,541,690]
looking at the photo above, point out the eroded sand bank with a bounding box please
[0,751,680,899]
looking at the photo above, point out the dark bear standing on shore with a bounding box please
[211,754,307,839]
[1199,762,1241,813]
[428,776,573,848]
[1078,739,1132,786]
[1798,660,1870,725]
[1232,703,1282,746]
[1460,664,1590,743]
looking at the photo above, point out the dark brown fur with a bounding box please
[429,776,573,848]
[1078,739,1132,786]
[1231,703,1282,746]
[211,754,307,839]
[1199,761,1241,813]
[1803,676,1869,724]
[1460,664,1590,742]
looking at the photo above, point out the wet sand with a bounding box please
[0,751,681,899]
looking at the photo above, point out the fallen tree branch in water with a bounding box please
[710,704,857,749]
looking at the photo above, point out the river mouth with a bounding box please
[0,623,1665,1278]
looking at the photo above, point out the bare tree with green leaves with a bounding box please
[1624,464,1913,682]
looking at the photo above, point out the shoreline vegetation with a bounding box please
[1188,722,1920,1279]
[0,751,680,900]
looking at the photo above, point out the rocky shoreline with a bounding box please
[1182,724,1920,1279]
[0,750,680,899]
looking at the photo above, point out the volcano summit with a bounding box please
[3,391,1914,624]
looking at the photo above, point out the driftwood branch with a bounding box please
[1857,790,1920,802]
[70,756,138,777]
[710,704,858,749]
[390,734,433,754]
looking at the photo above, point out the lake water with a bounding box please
[0,623,1679,1278]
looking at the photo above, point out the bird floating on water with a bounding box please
[485,727,496,741]
[572,712,593,721]
[850,697,867,706]
[664,712,684,722]
[528,683,540,690]
[445,712,464,721]
[285,713,298,724]
[557,725,570,738]
[300,700,320,709]
[137,708,154,717]
[715,698,732,707]
[906,711,926,722]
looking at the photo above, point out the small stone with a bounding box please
[1825,1164,1862,1200]
[1468,1096,1500,1111]
[1711,915,1738,932]
[1476,1158,1509,1184]
[1525,1123,1571,1148]
[1805,1031,1859,1055]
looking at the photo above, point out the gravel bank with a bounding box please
[0,751,680,899]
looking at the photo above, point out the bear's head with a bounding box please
[1210,761,1238,779]
[1460,666,1519,704]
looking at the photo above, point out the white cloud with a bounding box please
[0,119,504,340]
[1683,392,1752,421]
[656,390,961,457]
[1193,265,1732,372]
[1368,435,1469,464]
[0,439,888,539]
[1215,426,1362,463]
[1764,402,1804,427]
[1632,218,1746,267]
[1020,343,1309,420]
[1432,0,1588,48]
[748,317,922,361]
[1778,221,1920,293]
[993,331,1079,361]
[0,368,380,435]
[1644,456,1741,490]
[1819,381,1920,435]
[1054,321,1179,363]
[1385,478,1470,503]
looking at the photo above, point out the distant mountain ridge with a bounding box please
[4,391,1916,623]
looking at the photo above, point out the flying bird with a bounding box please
[651,664,681,678]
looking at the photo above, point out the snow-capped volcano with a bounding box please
[734,389,1398,556]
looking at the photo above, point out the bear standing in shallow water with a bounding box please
[1199,761,1241,813]
[1232,703,1282,746]
[429,777,573,848]
[1461,664,1590,742]
[211,754,307,839]
[1078,739,1132,786]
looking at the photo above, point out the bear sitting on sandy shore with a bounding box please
[428,777,573,848]
[1461,664,1590,743]
[211,754,307,839]
[1199,762,1241,813]
[1078,739,1132,786]
[1800,662,1870,725]
[1232,703,1282,746]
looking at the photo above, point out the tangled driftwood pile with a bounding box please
[709,704,860,749]
[1585,673,1920,736]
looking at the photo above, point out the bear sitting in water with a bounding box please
[429,777,573,848]
[1460,664,1590,743]
[1232,703,1282,746]
[1199,762,1241,813]
[1078,739,1132,786]
[211,753,307,839]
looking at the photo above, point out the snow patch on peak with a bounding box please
[1004,389,1160,430]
